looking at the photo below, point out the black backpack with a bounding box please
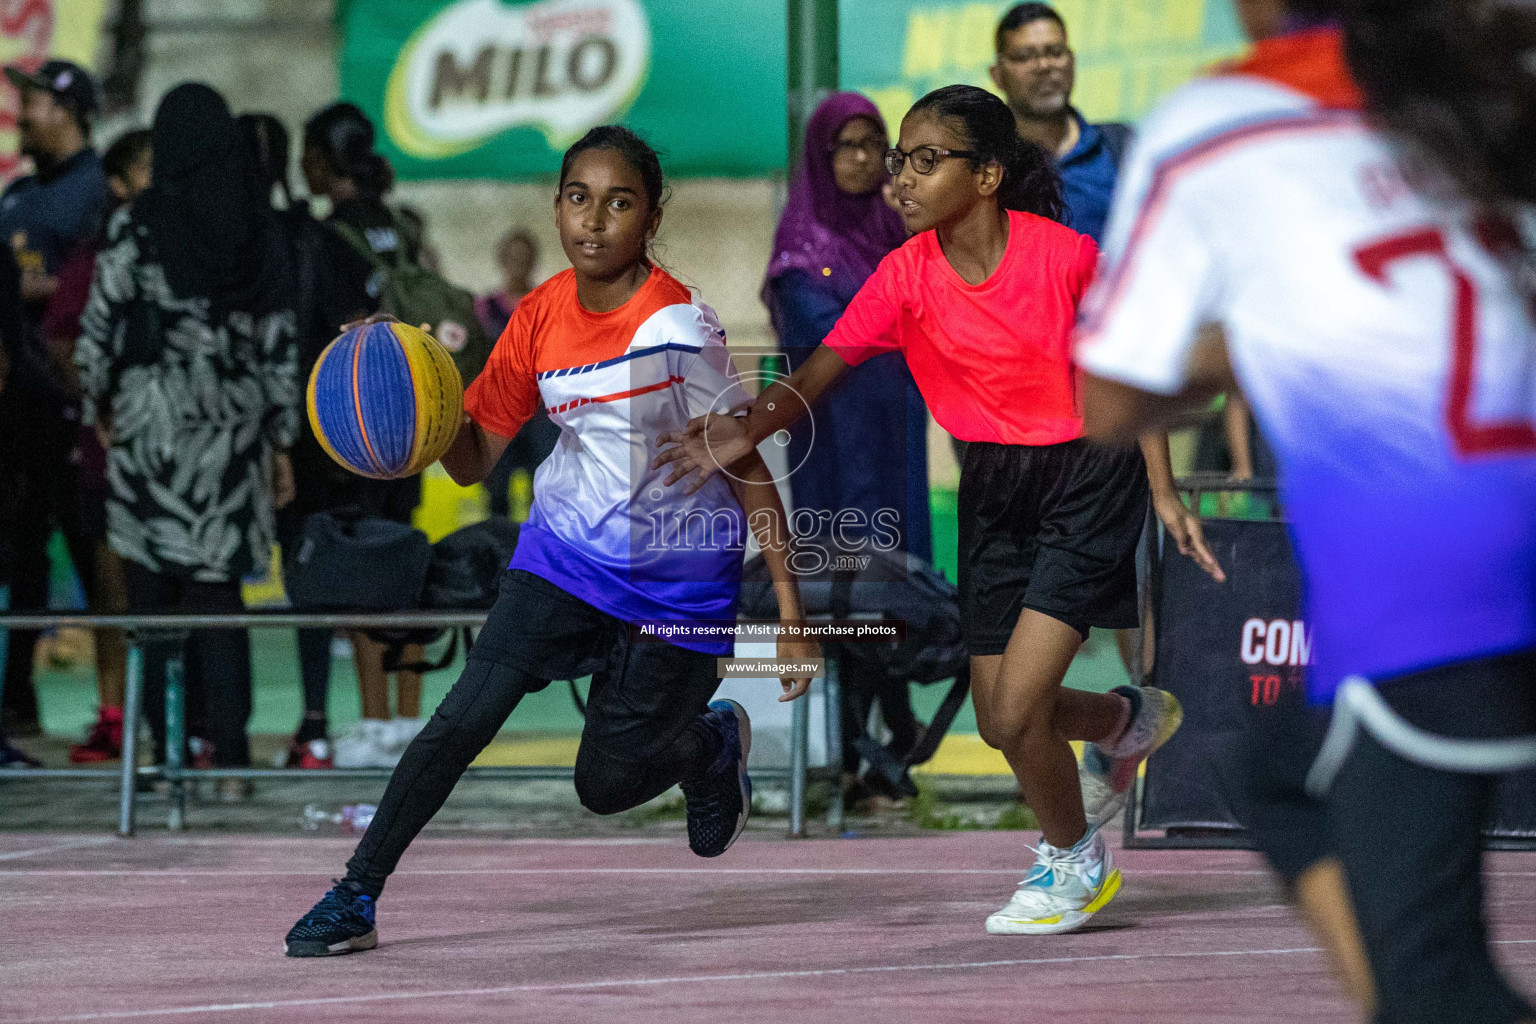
[286,509,434,612]
[285,509,463,673]
[736,545,972,795]
[737,545,966,685]
[424,518,522,609]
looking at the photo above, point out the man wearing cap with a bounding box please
[0,59,109,740]
[1,59,109,317]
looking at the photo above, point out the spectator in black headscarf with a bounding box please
[75,83,299,794]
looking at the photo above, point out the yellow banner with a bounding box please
[840,0,1247,138]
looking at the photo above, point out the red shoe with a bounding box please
[68,707,124,764]
[286,738,333,769]
[187,736,216,770]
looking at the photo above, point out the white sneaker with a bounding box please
[985,830,1120,935]
[385,717,426,761]
[333,719,393,769]
[1081,686,1183,830]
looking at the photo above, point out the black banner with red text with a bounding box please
[1139,517,1536,839]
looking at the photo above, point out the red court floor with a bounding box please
[3,831,1534,1023]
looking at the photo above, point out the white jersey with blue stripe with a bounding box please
[1075,30,1536,702]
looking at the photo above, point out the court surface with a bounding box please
[5,830,1535,1023]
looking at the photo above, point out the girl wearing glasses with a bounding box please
[656,84,1222,935]
[763,92,931,793]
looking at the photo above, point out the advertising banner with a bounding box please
[838,0,1247,143]
[1140,517,1536,840]
[340,0,787,180]
[1140,518,1304,832]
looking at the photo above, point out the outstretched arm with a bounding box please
[653,344,851,494]
[726,451,818,701]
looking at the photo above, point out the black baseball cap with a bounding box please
[4,59,99,119]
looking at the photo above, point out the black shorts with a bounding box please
[1248,649,1536,1024]
[957,438,1147,654]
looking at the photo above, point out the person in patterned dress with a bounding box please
[75,83,298,785]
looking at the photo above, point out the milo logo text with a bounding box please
[385,0,650,159]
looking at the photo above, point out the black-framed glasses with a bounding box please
[884,145,980,175]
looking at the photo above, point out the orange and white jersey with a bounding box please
[1074,28,1536,701]
[466,266,751,653]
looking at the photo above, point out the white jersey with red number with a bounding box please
[1075,28,1536,702]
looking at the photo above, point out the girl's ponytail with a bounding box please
[908,84,1065,222]
[998,132,1066,222]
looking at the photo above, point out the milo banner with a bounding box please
[838,0,1247,142]
[1140,518,1536,841]
[339,0,787,180]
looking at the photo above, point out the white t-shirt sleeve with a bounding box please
[1074,90,1230,396]
[681,303,752,419]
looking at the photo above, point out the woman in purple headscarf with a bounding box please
[763,92,930,562]
[764,93,931,781]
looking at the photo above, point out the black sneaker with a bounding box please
[681,700,752,858]
[284,881,378,957]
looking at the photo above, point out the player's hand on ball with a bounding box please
[337,312,436,336]
[338,311,400,333]
[776,630,819,702]
[653,406,755,494]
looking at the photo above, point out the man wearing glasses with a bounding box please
[991,3,1130,242]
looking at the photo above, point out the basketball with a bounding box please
[306,320,464,480]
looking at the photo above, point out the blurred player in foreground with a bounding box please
[1075,1,1536,1020]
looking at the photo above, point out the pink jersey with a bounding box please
[823,209,1099,445]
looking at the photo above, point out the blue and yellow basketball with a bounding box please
[306,321,464,480]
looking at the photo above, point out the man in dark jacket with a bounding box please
[991,3,1130,243]
[0,59,109,736]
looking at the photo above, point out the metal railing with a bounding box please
[0,611,845,838]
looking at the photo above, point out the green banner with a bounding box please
[340,0,787,180]
[838,0,1246,137]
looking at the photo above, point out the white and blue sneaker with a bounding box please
[682,700,752,858]
[1081,685,1183,830]
[985,829,1120,935]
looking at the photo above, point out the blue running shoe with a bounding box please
[682,699,752,857]
[284,880,378,957]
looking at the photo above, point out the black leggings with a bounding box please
[122,564,252,767]
[1249,650,1536,1024]
[344,570,723,895]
